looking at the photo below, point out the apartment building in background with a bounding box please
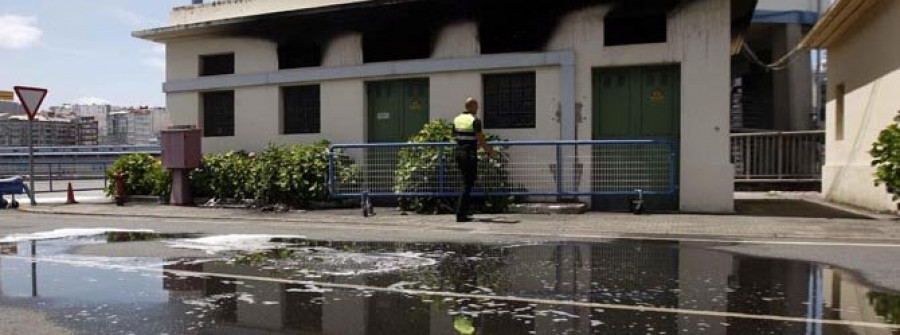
[107,107,171,145]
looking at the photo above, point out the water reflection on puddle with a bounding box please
[0,234,898,334]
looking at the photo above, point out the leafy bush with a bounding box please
[190,141,357,209]
[105,153,171,198]
[108,143,359,208]
[871,121,900,200]
[395,119,515,214]
[248,141,332,207]
[190,151,254,201]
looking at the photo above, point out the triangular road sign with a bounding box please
[13,86,48,121]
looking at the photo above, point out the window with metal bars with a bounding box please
[282,85,321,134]
[202,91,234,137]
[483,72,536,129]
[199,54,234,76]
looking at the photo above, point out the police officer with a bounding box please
[452,97,494,222]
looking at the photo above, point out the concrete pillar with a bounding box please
[772,23,814,131]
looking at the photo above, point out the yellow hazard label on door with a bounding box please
[650,89,664,103]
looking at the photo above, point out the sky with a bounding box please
[0,0,184,108]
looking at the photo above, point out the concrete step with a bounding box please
[510,202,588,215]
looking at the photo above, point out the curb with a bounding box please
[17,206,900,244]
[16,206,418,228]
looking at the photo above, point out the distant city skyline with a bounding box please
[0,0,183,108]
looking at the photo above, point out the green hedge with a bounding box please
[108,141,357,209]
[104,153,170,198]
[395,120,514,214]
[190,151,254,201]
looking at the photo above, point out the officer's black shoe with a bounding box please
[456,217,473,223]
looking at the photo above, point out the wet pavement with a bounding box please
[0,230,898,334]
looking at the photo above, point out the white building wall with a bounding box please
[322,33,363,67]
[431,21,480,59]
[756,0,829,13]
[161,0,734,212]
[167,37,277,80]
[546,0,733,212]
[170,0,371,25]
[822,1,900,213]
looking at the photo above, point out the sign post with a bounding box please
[13,86,48,206]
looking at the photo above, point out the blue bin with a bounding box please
[0,176,25,195]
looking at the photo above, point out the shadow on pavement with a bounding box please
[734,199,872,219]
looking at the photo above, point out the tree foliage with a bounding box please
[870,122,900,200]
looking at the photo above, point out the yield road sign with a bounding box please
[13,86,48,121]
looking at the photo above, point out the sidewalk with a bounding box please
[17,200,900,243]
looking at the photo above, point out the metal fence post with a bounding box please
[327,148,336,197]
[777,134,784,180]
[555,143,564,196]
[744,137,751,180]
[438,149,446,194]
[48,163,53,192]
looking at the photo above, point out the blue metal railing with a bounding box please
[0,162,109,193]
[328,139,679,205]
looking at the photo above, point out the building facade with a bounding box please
[75,117,100,146]
[0,101,25,116]
[803,0,900,212]
[72,104,112,140]
[136,0,758,213]
[107,108,170,145]
[0,117,79,147]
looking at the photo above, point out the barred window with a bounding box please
[199,54,234,76]
[282,85,321,134]
[202,91,234,137]
[483,72,536,129]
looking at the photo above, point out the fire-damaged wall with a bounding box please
[157,0,738,212]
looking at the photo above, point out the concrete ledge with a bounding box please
[510,203,588,215]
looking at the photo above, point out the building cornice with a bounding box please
[801,0,884,48]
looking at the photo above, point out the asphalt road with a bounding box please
[2,211,900,334]
[2,210,900,292]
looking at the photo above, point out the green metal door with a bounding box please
[365,79,430,197]
[593,66,680,211]
[367,79,430,143]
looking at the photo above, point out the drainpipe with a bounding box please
[556,51,578,199]
[815,0,825,128]
[558,51,577,141]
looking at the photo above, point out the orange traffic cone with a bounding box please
[66,183,78,204]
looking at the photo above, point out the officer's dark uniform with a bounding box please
[452,112,482,221]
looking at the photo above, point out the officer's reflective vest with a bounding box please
[453,113,478,141]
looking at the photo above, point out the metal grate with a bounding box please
[329,140,677,198]
[483,73,536,129]
[202,91,235,137]
[283,85,321,134]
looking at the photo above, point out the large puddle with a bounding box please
[0,231,898,334]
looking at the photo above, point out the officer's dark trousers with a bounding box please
[455,145,478,219]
